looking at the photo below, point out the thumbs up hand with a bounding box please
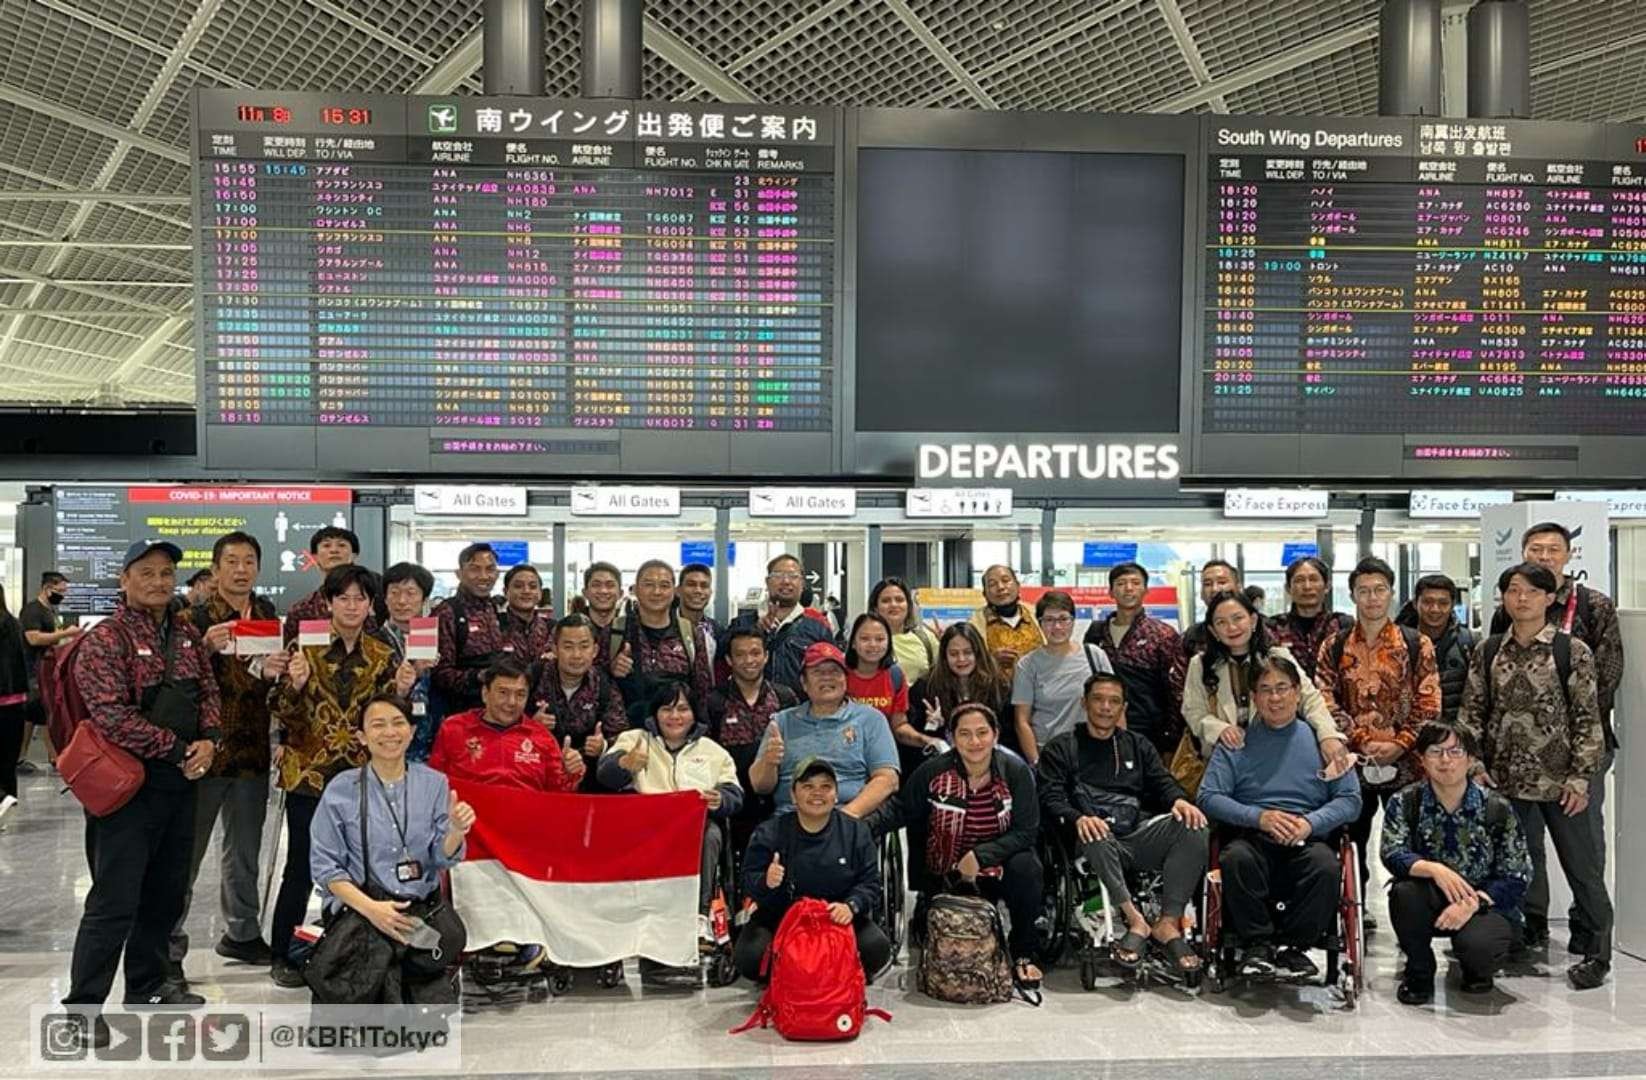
[765,852,785,890]
[619,737,649,774]
[583,726,607,759]
[610,641,634,678]
[561,735,586,778]
[448,788,476,834]
[760,721,785,766]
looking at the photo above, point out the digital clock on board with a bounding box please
[235,104,291,124]
[319,106,373,125]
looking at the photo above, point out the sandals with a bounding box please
[1112,929,1149,968]
[1014,958,1043,990]
[1157,934,1201,975]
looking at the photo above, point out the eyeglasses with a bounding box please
[1422,745,1468,760]
[1353,585,1391,599]
[1040,614,1074,626]
[1253,684,1296,698]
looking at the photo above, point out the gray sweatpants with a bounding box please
[169,775,270,961]
[1081,813,1209,918]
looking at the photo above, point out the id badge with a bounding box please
[412,700,428,717]
[396,859,423,883]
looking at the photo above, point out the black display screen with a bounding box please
[854,148,1185,433]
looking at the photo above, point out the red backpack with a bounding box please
[730,898,891,1042]
[43,630,145,817]
[39,632,92,755]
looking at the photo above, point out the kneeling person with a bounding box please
[1198,655,1362,979]
[1038,673,1208,977]
[598,682,742,954]
[1382,721,1532,1004]
[736,758,888,983]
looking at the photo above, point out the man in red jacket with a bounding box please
[431,656,583,791]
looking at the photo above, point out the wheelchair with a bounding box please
[873,829,908,975]
[1199,833,1365,1007]
[1039,827,1205,992]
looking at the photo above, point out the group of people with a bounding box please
[14,516,1621,1045]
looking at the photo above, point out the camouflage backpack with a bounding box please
[918,893,1014,1005]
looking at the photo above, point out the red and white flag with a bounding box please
[232,619,283,657]
[406,616,438,661]
[450,785,707,967]
[298,619,331,648]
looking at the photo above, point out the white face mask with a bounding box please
[1361,763,1398,786]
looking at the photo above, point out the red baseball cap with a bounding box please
[802,641,847,671]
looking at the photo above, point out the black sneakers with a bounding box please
[1237,944,1276,978]
[1397,976,1435,1005]
[124,987,206,1008]
[1273,947,1320,981]
[270,959,307,989]
[216,935,274,965]
[1568,957,1610,990]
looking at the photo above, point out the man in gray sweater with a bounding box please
[1199,654,1361,980]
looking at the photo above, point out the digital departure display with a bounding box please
[193,91,838,474]
[1196,116,1646,480]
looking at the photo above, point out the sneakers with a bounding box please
[125,987,206,1008]
[269,959,306,989]
[1396,976,1435,1005]
[215,935,274,965]
[1521,920,1550,950]
[1237,944,1276,978]
[15,760,37,775]
[697,914,716,953]
[1273,947,1320,981]
[1568,957,1610,990]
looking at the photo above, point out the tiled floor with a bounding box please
[4,760,1646,1080]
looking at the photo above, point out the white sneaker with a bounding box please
[697,914,715,947]
[0,794,17,829]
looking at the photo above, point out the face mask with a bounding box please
[402,915,444,956]
[990,600,1019,618]
[47,592,65,606]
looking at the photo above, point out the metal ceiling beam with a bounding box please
[308,0,444,70]
[726,0,855,75]
[31,0,246,87]
[104,317,188,387]
[0,241,192,250]
[0,163,190,232]
[415,25,486,93]
[0,192,192,204]
[1155,0,1229,112]
[914,0,1147,107]
[0,262,178,314]
[0,84,190,165]
[642,16,756,102]
[883,0,998,108]
[1146,17,1381,113]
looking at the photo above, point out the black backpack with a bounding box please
[1478,631,1573,718]
[1324,623,1424,677]
[1401,782,1511,837]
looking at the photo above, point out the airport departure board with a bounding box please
[1197,116,1646,480]
[193,91,838,475]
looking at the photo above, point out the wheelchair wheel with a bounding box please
[548,966,574,996]
[1338,841,1364,1007]
[877,832,906,965]
[706,950,739,988]
[1079,956,1099,992]
[596,960,625,988]
[1038,836,1076,970]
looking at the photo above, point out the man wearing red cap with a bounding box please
[750,641,900,818]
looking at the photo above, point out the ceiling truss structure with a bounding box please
[0,0,1635,406]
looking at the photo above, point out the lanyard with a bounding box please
[1561,588,1579,634]
[371,768,411,856]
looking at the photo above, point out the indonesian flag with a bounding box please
[231,619,283,656]
[449,785,707,968]
[405,616,438,661]
[297,619,331,648]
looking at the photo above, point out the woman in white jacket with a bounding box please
[1184,590,1349,770]
[598,681,742,951]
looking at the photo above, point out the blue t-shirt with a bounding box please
[758,699,900,812]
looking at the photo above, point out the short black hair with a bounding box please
[948,702,999,734]
[1083,671,1127,700]
[481,655,532,689]
[1348,556,1395,591]
[212,531,262,565]
[40,571,67,587]
[1034,590,1076,619]
[1497,561,1559,597]
[583,561,621,587]
[766,553,802,575]
[648,679,697,720]
[1108,562,1148,588]
[1243,584,1266,605]
[458,542,496,568]
[553,612,597,639]
[1201,558,1240,585]
[1414,720,1479,759]
[724,625,766,653]
[1285,556,1332,587]
[1414,573,1460,603]
[635,559,675,582]
[382,561,435,599]
[1521,521,1572,549]
[321,564,378,602]
[357,692,414,730]
[309,525,360,556]
[503,563,541,589]
[679,563,712,584]
[186,569,213,587]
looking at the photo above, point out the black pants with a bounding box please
[1347,786,1395,892]
[270,791,319,963]
[0,703,23,800]
[972,849,1044,962]
[1569,751,1614,944]
[733,912,891,984]
[1388,878,1513,982]
[1220,835,1340,948]
[1513,796,1613,963]
[64,767,197,1004]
